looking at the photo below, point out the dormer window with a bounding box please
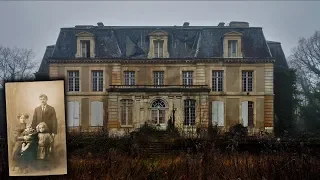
[153,40,164,58]
[148,30,169,59]
[223,31,243,58]
[80,40,91,58]
[228,40,238,57]
[75,31,95,58]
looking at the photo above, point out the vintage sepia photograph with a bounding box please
[5,81,67,176]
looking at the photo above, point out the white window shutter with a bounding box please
[91,101,104,126]
[242,101,248,127]
[212,101,218,126]
[217,101,224,126]
[67,102,74,127]
[73,101,80,126]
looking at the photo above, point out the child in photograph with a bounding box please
[11,113,28,172]
[36,122,53,170]
[19,124,38,174]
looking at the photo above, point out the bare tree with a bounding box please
[0,45,38,87]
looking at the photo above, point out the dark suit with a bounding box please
[31,105,57,134]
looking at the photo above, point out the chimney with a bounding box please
[97,22,104,27]
[229,21,249,27]
[218,22,225,27]
[183,22,190,27]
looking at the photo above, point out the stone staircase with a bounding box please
[135,130,180,157]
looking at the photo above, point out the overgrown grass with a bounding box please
[1,133,320,179]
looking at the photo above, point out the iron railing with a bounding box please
[107,85,211,92]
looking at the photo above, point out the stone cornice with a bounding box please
[48,58,275,64]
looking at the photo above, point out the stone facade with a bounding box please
[49,61,274,135]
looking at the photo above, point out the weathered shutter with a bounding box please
[67,102,74,127]
[212,101,218,125]
[217,101,224,126]
[73,101,80,126]
[91,101,104,126]
[241,101,248,127]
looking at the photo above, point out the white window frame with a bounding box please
[212,70,224,92]
[153,71,164,86]
[184,99,196,126]
[228,40,238,57]
[124,71,135,85]
[182,71,193,86]
[80,40,91,58]
[92,70,103,92]
[153,40,164,58]
[67,71,80,92]
[120,99,133,126]
[242,71,253,92]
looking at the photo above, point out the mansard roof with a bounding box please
[50,23,273,59]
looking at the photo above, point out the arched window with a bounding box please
[151,99,166,124]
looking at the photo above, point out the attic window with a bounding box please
[81,40,91,58]
[228,40,238,57]
[223,31,243,58]
[75,31,95,58]
[153,40,164,58]
[148,30,169,59]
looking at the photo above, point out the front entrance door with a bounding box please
[151,99,167,130]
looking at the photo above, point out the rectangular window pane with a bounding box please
[67,71,80,92]
[92,70,103,92]
[154,40,159,58]
[242,71,253,92]
[159,40,164,58]
[228,40,237,57]
[212,70,224,92]
[120,100,133,126]
[182,71,193,86]
[124,71,135,85]
[184,99,196,126]
[153,71,164,85]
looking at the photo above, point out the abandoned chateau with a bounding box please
[35,21,289,136]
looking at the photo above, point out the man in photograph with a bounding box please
[31,94,57,154]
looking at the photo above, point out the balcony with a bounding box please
[107,85,211,93]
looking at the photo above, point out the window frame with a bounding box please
[120,99,133,126]
[91,70,103,92]
[124,71,135,86]
[153,71,165,86]
[67,70,80,92]
[212,70,224,92]
[153,40,164,58]
[184,99,196,126]
[242,70,254,92]
[182,71,194,86]
[80,40,91,58]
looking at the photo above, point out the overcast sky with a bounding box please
[0,1,319,66]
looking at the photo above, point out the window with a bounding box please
[151,99,166,124]
[67,71,80,92]
[153,40,164,58]
[124,71,135,85]
[212,101,224,126]
[242,71,253,92]
[120,100,133,126]
[92,70,103,92]
[212,70,224,91]
[80,40,91,58]
[184,99,196,126]
[67,101,80,127]
[228,40,238,57]
[182,71,193,85]
[153,71,164,86]
[241,101,254,127]
[91,101,104,126]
